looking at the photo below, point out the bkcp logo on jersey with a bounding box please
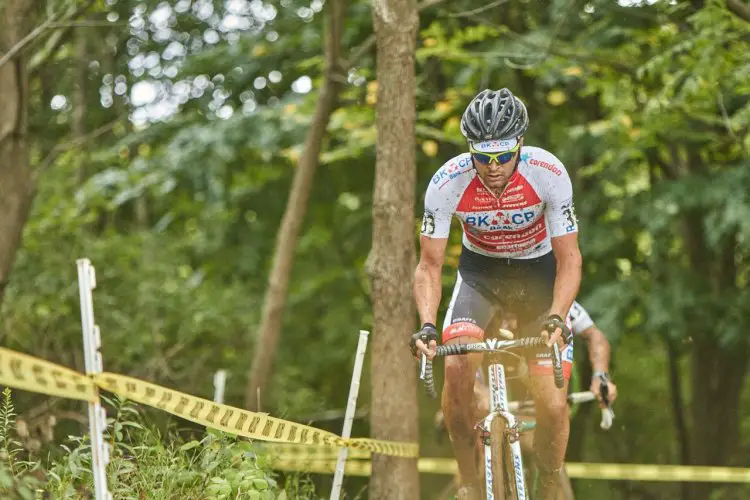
[431,156,472,185]
[465,209,536,228]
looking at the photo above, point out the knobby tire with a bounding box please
[488,417,521,500]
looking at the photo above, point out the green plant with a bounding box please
[43,396,316,499]
[0,388,44,500]
[282,472,319,499]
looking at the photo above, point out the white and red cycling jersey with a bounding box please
[420,146,578,258]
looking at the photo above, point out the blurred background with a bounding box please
[0,0,748,498]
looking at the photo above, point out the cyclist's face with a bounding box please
[471,138,522,191]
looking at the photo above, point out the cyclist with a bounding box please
[567,301,618,407]
[411,88,582,500]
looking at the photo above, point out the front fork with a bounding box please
[480,363,528,500]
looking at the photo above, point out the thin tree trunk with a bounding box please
[244,0,347,410]
[367,0,420,497]
[646,148,692,500]
[0,0,36,304]
[72,26,87,183]
[665,336,691,500]
[726,0,750,22]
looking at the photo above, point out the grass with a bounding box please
[0,389,321,499]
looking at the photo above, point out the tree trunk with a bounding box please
[688,339,747,498]
[367,0,420,497]
[665,336,691,500]
[690,233,750,500]
[682,223,745,499]
[72,26,88,184]
[0,0,36,304]
[244,0,347,410]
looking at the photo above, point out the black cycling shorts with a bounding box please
[442,246,573,379]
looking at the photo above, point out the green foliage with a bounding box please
[0,387,320,499]
[0,389,44,500]
[0,391,315,499]
[45,396,308,499]
[5,0,750,498]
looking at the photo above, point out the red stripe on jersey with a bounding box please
[464,222,548,254]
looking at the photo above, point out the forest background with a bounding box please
[1,0,749,498]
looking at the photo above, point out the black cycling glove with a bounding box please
[409,323,438,356]
[541,314,573,345]
[594,371,612,406]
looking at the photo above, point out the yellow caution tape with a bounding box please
[263,443,372,460]
[270,457,750,483]
[0,347,418,458]
[93,373,419,457]
[565,463,750,483]
[417,458,456,475]
[12,345,750,482]
[268,458,451,477]
[94,372,344,446]
[0,348,98,403]
[272,458,373,476]
[344,437,418,457]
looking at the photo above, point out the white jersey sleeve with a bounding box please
[420,154,474,239]
[568,300,595,335]
[523,148,578,237]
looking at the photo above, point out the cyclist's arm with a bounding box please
[415,163,459,326]
[580,325,611,374]
[549,234,582,319]
[414,236,448,326]
[542,158,581,320]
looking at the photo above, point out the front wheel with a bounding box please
[487,417,524,500]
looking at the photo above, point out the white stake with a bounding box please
[213,370,227,404]
[330,330,370,500]
[77,259,111,500]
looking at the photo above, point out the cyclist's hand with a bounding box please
[410,323,438,359]
[591,372,617,408]
[540,314,572,348]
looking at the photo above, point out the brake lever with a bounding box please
[600,382,610,407]
[599,380,615,430]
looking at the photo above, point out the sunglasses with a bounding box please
[470,144,520,164]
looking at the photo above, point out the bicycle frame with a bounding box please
[420,337,567,500]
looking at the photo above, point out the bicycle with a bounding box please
[419,333,614,500]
